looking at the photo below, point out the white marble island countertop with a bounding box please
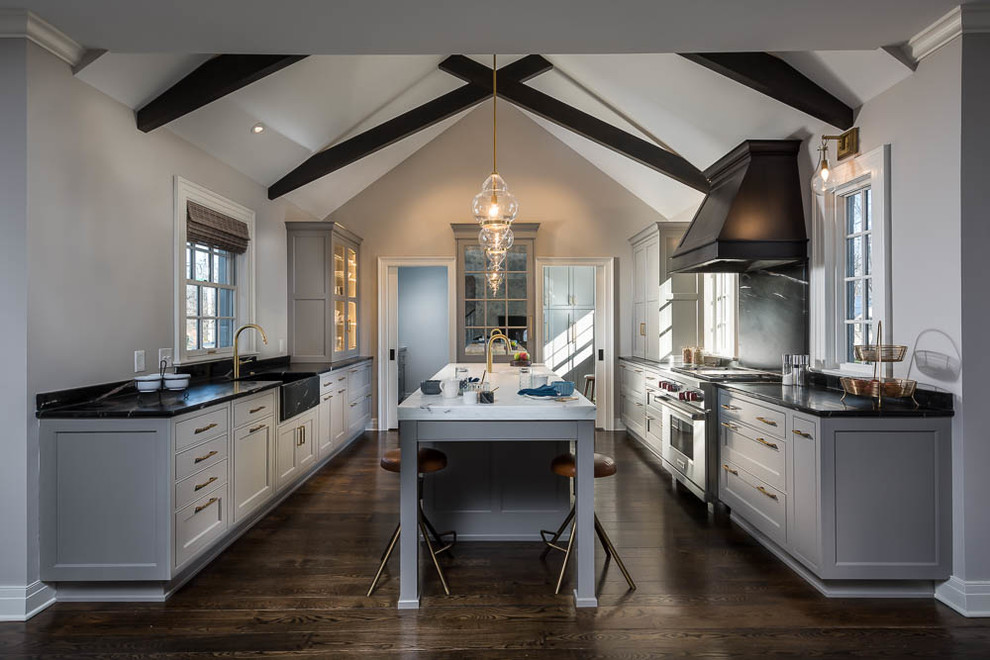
[398,363,595,421]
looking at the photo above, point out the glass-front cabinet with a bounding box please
[286,222,362,362]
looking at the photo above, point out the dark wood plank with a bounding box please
[266,56,553,200]
[267,84,488,199]
[440,55,711,193]
[4,430,985,658]
[679,52,855,130]
[136,54,306,132]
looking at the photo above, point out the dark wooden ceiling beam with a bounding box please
[267,56,555,200]
[679,52,854,130]
[440,55,711,194]
[136,54,307,132]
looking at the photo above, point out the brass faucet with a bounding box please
[233,323,268,380]
[486,329,511,374]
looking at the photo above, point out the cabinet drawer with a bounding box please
[175,407,229,452]
[174,459,228,512]
[719,392,786,439]
[348,393,372,433]
[319,373,337,393]
[175,434,228,482]
[720,461,786,547]
[233,391,276,429]
[174,484,229,569]
[347,364,372,401]
[720,420,787,491]
[791,414,819,443]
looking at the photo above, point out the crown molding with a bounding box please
[905,3,990,64]
[0,9,83,66]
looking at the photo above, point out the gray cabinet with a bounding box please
[717,389,952,582]
[286,222,363,361]
[618,358,657,442]
[629,222,700,361]
[276,408,317,491]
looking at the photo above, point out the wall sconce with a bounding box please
[812,127,860,195]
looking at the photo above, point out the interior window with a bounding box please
[841,187,873,363]
[185,243,237,352]
[703,273,737,357]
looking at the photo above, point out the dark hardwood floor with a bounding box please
[3,431,988,658]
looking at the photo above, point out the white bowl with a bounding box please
[163,374,191,391]
[135,376,162,392]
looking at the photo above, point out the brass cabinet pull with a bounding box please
[337,376,346,382]
[249,405,266,414]
[755,416,778,427]
[722,464,739,476]
[720,421,738,431]
[639,322,646,336]
[194,476,218,492]
[365,393,372,399]
[350,402,358,407]
[322,381,332,387]
[755,437,779,451]
[721,404,740,411]
[194,422,218,435]
[756,485,778,501]
[324,394,333,401]
[792,429,813,439]
[338,389,346,394]
[194,497,219,514]
[194,449,219,463]
[301,427,306,445]
[249,424,266,433]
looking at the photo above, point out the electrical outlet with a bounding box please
[158,348,173,368]
[279,339,285,353]
[134,350,146,373]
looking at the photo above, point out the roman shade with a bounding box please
[186,200,250,254]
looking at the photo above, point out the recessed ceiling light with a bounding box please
[251,123,265,134]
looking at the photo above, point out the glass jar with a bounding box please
[518,367,532,390]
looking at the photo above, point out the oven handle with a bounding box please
[658,395,708,420]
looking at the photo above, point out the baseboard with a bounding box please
[935,576,990,617]
[0,580,57,621]
[731,514,936,599]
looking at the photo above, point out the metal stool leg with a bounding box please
[594,514,635,591]
[420,520,451,596]
[420,503,456,555]
[540,505,575,558]
[367,522,401,597]
[554,520,577,595]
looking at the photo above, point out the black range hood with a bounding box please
[670,139,807,273]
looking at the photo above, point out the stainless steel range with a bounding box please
[646,364,779,504]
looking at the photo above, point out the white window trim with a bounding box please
[173,176,257,365]
[702,273,738,358]
[810,144,891,377]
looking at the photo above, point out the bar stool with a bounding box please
[540,452,635,593]
[367,446,456,597]
[582,374,596,402]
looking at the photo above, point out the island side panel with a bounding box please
[398,420,420,609]
[574,419,598,607]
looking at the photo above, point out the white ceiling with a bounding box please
[54,2,951,220]
[0,0,970,53]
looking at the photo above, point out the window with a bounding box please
[453,223,538,362]
[174,177,256,364]
[810,145,889,373]
[703,273,737,357]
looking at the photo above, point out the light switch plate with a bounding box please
[134,350,145,373]
[158,348,173,367]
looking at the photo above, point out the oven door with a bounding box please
[660,396,708,497]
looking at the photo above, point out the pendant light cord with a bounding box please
[492,54,497,175]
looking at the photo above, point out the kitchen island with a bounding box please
[397,363,597,609]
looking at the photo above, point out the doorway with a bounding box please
[378,257,457,430]
[535,257,615,430]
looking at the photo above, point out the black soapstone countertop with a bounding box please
[717,382,954,418]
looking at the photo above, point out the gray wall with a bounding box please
[397,266,449,389]
[0,38,30,603]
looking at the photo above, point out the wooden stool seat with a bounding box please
[542,451,635,593]
[550,452,616,479]
[380,447,448,474]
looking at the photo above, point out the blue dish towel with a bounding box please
[517,385,559,397]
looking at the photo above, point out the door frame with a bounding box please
[377,257,457,430]
[534,257,615,430]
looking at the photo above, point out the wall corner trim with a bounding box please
[0,580,57,621]
[934,576,990,618]
[906,4,990,65]
[0,9,84,67]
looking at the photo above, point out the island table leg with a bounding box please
[397,420,420,609]
[573,419,598,607]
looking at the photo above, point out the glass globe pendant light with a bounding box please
[471,54,518,293]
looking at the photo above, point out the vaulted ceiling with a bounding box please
[9,0,962,221]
